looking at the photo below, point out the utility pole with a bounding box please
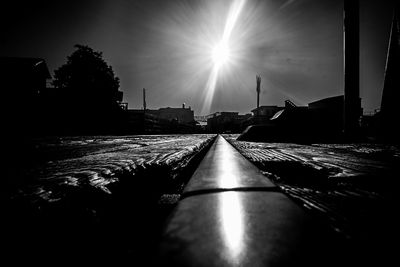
[143,88,147,133]
[343,0,361,139]
[143,88,147,111]
[256,75,261,116]
[380,5,400,142]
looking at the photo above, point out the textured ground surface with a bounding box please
[2,134,399,264]
[4,134,215,202]
[224,134,400,264]
[2,134,216,264]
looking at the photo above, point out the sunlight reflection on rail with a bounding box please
[217,137,241,188]
[220,191,245,265]
[216,137,245,264]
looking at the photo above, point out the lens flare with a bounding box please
[212,41,231,69]
[130,0,343,115]
[201,0,246,114]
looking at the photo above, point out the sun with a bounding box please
[211,41,231,69]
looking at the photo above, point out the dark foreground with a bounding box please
[2,134,399,265]
[1,134,216,264]
[225,134,400,266]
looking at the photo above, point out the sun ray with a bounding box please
[201,65,219,114]
[201,0,247,115]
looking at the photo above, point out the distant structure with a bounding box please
[308,95,344,138]
[153,106,194,123]
[206,112,251,133]
[242,105,284,129]
[251,106,283,118]
[256,75,261,115]
[128,105,195,124]
[380,5,400,142]
[194,115,208,130]
[343,0,362,139]
[125,104,197,134]
[238,95,345,142]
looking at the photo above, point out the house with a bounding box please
[1,57,52,135]
[239,96,349,142]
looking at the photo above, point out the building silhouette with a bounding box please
[148,104,194,124]
[123,104,198,134]
[238,95,347,143]
[1,56,128,136]
[308,95,345,139]
[1,57,51,136]
[206,112,251,133]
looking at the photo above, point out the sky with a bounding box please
[1,0,396,115]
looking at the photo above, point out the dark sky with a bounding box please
[1,0,395,115]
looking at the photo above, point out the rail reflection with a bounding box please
[220,191,245,265]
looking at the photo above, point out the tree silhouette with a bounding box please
[53,45,121,111]
[52,45,123,134]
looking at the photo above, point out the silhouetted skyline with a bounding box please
[1,0,395,115]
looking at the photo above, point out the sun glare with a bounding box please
[201,0,247,114]
[212,41,231,68]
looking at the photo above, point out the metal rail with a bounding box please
[157,135,343,266]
